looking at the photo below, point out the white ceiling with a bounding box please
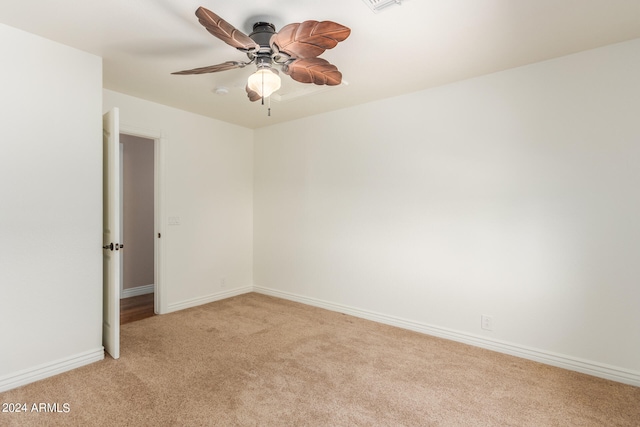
[1,0,639,129]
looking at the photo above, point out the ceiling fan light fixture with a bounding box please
[247,68,281,98]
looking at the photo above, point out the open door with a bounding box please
[103,108,120,359]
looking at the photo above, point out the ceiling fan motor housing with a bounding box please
[249,22,276,49]
[248,22,278,68]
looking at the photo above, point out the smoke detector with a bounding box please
[212,87,229,95]
[362,0,402,13]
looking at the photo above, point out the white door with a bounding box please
[103,108,120,359]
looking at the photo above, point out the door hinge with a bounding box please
[158,233,161,238]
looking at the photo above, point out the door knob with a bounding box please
[103,243,114,250]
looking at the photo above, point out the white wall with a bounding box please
[103,90,254,312]
[254,38,640,383]
[0,24,103,390]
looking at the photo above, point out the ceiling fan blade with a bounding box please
[245,85,261,102]
[171,61,249,75]
[271,21,351,58]
[195,7,259,52]
[284,58,343,86]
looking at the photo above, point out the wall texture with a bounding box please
[103,90,254,313]
[0,24,103,390]
[254,38,640,383]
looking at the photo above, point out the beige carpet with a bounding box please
[1,293,638,426]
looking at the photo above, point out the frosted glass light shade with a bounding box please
[247,69,281,98]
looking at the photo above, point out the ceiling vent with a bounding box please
[362,0,402,13]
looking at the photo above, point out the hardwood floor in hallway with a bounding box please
[120,293,155,325]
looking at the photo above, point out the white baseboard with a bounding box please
[253,286,640,387]
[0,348,104,393]
[167,286,253,313]
[121,284,154,299]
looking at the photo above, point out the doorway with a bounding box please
[103,111,165,358]
[119,132,162,324]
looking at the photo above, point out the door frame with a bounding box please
[119,124,167,315]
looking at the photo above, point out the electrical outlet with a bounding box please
[481,315,494,331]
[220,277,226,288]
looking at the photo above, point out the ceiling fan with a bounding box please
[172,7,351,103]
